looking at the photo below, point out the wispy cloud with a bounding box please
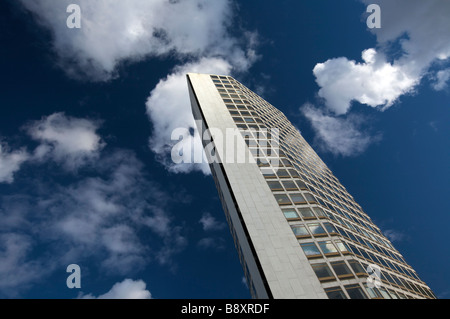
[301,103,381,157]
[432,68,450,91]
[383,229,407,243]
[197,237,226,251]
[199,212,226,232]
[25,112,104,171]
[0,233,52,297]
[0,142,29,183]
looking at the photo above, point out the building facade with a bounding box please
[187,73,435,299]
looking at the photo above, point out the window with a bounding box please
[304,193,317,203]
[344,284,367,299]
[261,168,276,178]
[276,169,290,178]
[323,222,337,234]
[298,207,315,219]
[274,194,291,206]
[318,241,339,256]
[312,263,336,282]
[330,261,354,279]
[348,260,366,277]
[282,209,299,219]
[295,180,307,189]
[377,287,392,299]
[267,181,283,191]
[282,180,297,190]
[325,287,347,299]
[291,225,310,238]
[289,193,307,204]
[300,242,322,258]
[307,223,327,237]
[313,207,326,218]
[288,169,299,178]
[334,240,350,254]
[257,158,270,167]
[363,283,382,299]
[281,158,291,167]
[387,289,400,299]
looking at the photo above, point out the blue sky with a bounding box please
[0,0,449,299]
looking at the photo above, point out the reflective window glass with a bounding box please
[318,241,339,255]
[291,225,309,237]
[300,242,321,257]
[308,223,327,236]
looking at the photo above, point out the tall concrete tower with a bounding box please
[187,73,435,299]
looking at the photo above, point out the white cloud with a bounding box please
[19,0,253,81]
[314,49,418,115]
[432,68,450,91]
[146,57,233,175]
[26,113,104,170]
[79,279,151,299]
[314,0,450,114]
[199,212,226,232]
[301,103,381,157]
[0,142,28,183]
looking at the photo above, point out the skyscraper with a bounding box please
[186,73,435,299]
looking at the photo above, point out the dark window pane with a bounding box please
[345,284,367,299]
[304,193,317,203]
[330,261,354,278]
[267,181,283,191]
[295,180,307,189]
[312,263,335,282]
[282,181,297,190]
[274,194,291,205]
[289,193,307,204]
[276,169,290,178]
[325,287,347,299]
[348,260,366,275]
